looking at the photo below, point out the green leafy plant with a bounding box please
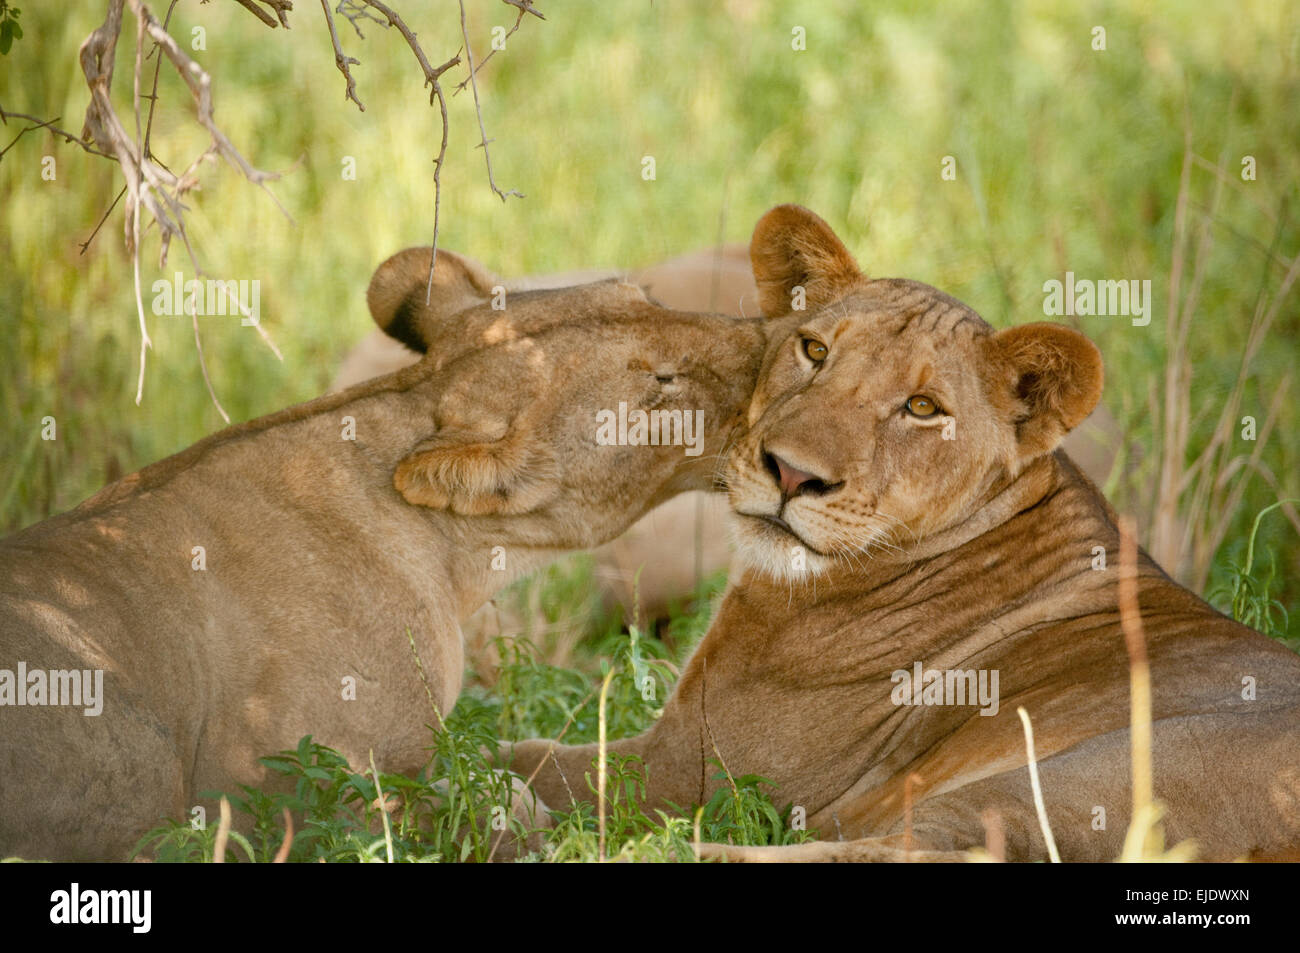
[693,763,816,847]
[1210,499,1298,641]
[494,636,594,741]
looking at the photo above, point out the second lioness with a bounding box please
[0,250,764,861]
[505,206,1300,862]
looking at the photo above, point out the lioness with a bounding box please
[334,246,763,633]
[505,205,1300,862]
[0,248,765,861]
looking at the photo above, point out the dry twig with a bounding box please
[79,0,290,409]
[321,0,364,110]
[458,0,524,203]
[233,0,293,29]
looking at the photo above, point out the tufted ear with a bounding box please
[988,323,1104,460]
[367,248,499,354]
[750,204,864,318]
[394,425,560,515]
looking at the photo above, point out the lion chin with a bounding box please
[728,511,842,583]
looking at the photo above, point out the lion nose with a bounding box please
[762,452,841,498]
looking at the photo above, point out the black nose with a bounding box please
[762,452,841,498]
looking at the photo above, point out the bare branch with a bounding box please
[129,5,152,404]
[0,108,114,160]
[233,0,293,29]
[192,299,231,424]
[134,4,293,218]
[79,0,291,272]
[79,185,128,255]
[142,0,179,158]
[321,0,364,110]
[458,0,523,202]
[423,81,449,307]
[359,0,461,87]
[60,0,540,411]
[501,0,545,20]
[334,0,387,39]
[346,1,463,304]
[78,0,288,409]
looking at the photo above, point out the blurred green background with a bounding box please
[1,0,1297,639]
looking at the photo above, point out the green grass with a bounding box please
[134,608,813,863]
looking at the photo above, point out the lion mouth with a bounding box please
[740,511,826,555]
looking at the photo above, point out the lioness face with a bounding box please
[363,248,766,549]
[725,205,1102,581]
[409,286,764,546]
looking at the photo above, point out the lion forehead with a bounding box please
[822,280,994,342]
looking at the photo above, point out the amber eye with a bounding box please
[801,338,829,362]
[905,395,941,418]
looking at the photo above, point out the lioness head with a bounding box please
[364,246,766,549]
[726,205,1104,580]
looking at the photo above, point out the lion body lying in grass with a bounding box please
[507,206,1300,862]
[0,248,765,861]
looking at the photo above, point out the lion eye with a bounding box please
[801,338,829,363]
[905,395,941,418]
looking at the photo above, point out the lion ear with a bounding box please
[749,204,864,318]
[989,323,1104,460]
[394,426,560,515]
[366,248,499,354]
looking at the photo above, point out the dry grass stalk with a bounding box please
[212,795,231,863]
[1117,516,1198,862]
[596,667,616,861]
[1147,106,1300,588]
[1015,706,1060,863]
[369,749,395,863]
[272,808,294,863]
